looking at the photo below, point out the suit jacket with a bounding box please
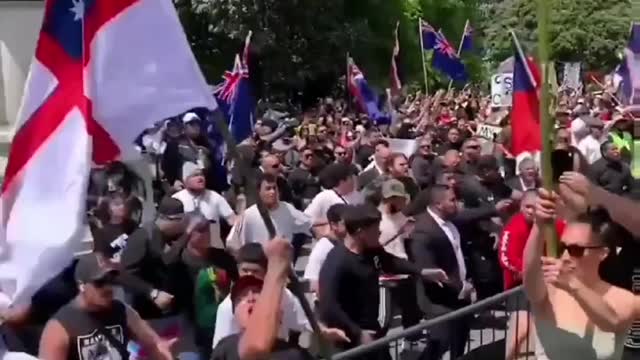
[407,211,468,312]
[357,167,380,190]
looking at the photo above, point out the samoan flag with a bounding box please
[459,20,474,54]
[511,33,542,159]
[615,23,640,112]
[347,57,391,125]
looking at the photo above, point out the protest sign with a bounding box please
[476,123,502,141]
[490,73,513,107]
[387,138,417,157]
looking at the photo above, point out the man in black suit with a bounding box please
[358,139,390,190]
[505,157,540,193]
[407,185,473,360]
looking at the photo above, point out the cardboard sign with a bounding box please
[476,123,502,141]
[491,73,513,107]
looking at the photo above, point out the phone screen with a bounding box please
[551,149,574,184]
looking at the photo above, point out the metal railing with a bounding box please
[334,285,534,360]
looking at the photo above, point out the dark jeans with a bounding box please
[419,312,471,360]
[623,347,640,360]
[194,326,214,360]
[291,233,309,264]
[389,281,422,338]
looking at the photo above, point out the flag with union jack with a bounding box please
[347,57,390,125]
[460,20,474,54]
[420,20,468,83]
[213,31,256,145]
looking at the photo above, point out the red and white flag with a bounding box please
[0,0,215,307]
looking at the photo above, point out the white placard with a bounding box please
[561,62,581,91]
[387,138,417,158]
[476,123,502,141]
[491,73,513,107]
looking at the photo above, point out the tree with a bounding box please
[481,0,632,71]
[174,0,483,105]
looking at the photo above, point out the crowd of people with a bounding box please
[1,85,640,360]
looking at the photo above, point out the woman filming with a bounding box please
[523,184,637,359]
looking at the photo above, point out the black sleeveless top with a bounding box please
[53,300,130,360]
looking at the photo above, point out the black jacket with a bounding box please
[588,158,633,195]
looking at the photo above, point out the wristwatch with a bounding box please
[150,289,159,300]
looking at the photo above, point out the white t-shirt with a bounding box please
[303,237,336,282]
[173,189,234,246]
[576,135,602,164]
[232,202,311,247]
[379,209,409,259]
[211,289,308,348]
[304,189,364,225]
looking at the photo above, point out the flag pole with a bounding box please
[536,0,559,257]
[346,52,351,112]
[447,19,469,91]
[418,18,429,95]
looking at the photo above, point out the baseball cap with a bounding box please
[157,197,184,218]
[231,275,264,310]
[381,179,408,199]
[75,253,119,284]
[182,112,201,124]
[182,161,204,182]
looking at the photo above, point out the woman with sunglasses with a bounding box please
[523,187,635,360]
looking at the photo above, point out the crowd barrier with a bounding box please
[334,286,533,360]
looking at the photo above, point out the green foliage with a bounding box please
[481,0,632,71]
[174,0,484,104]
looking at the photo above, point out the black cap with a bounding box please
[75,253,119,283]
[157,197,184,217]
[231,275,264,310]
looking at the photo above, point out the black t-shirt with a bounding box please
[54,300,130,360]
[211,334,313,360]
[317,244,421,343]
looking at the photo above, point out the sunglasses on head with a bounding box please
[564,244,606,258]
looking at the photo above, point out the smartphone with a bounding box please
[551,149,574,184]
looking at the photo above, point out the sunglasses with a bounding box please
[564,244,606,258]
[92,277,116,288]
[335,152,346,156]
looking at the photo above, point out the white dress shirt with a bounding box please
[427,207,466,281]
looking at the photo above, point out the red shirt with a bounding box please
[498,213,565,290]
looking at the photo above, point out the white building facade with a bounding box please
[0,0,44,128]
